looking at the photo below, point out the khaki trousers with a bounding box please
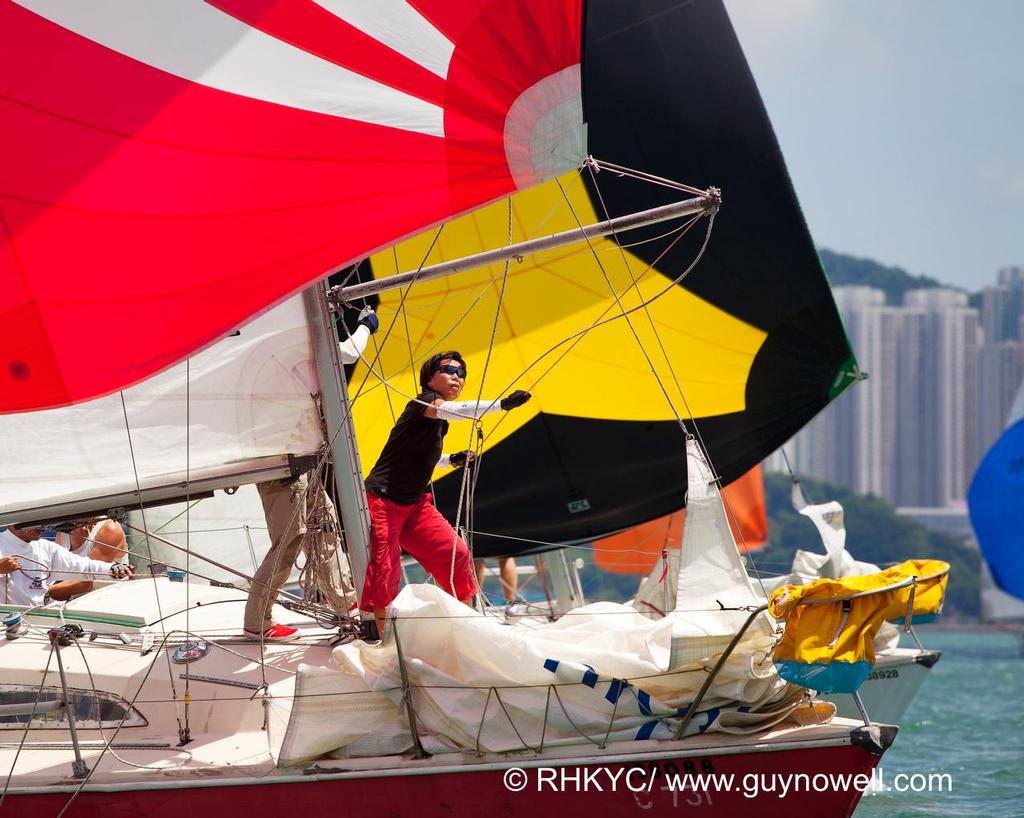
[243,473,355,632]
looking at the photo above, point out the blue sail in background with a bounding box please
[968,396,1024,602]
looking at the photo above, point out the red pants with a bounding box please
[360,492,476,611]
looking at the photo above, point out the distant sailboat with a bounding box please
[969,382,1024,620]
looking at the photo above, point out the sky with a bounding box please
[723,0,1024,292]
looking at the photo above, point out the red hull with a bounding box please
[8,743,878,818]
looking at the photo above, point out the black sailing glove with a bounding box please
[449,450,474,467]
[500,390,531,410]
[357,306,379,334]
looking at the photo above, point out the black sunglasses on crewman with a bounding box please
[436,364,467,378]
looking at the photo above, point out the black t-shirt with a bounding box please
[365,391,449,505]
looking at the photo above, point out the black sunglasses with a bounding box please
[436,363,467,379]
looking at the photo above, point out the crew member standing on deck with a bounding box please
[243,306,379,643]
[360,351,531,637]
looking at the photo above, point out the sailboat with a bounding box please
[597,465,945,724]
[969,382,1024,623]
[1,1,893,816]
[768,479,946,724]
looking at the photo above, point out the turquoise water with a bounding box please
[854,628,1024,817]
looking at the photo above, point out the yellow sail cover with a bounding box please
[768,560,949,693]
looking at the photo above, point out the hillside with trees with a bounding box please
[577,472,979,619]
[819,248,956,305]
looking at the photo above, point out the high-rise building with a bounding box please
[770,286,979,508]
[827,287,901,498]
[980,266,1024,343]
[902,289,979,505]
[976,341,1024,458]
[894,306,931,506]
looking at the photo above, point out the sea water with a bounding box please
[854,628,1023,817]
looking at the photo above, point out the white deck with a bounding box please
[0,580,876,795]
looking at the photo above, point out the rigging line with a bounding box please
[583,168,772,598]
[324,453,358,619]
[346,223,448,411]
[743,444,797,595]
[550,686,604,747]
[474,687,494,756]
[585,165,770,593]
[50,628,207,818]
[554,175,686,429]
[615,218,692,250]
[780,445,798,481]
[91,504,199,543]
[118,391,185,738]
[474,193,705,447]
[346,270,502,406]
[590,158,707,196]
[295,458,354,629]
[535,555,556,617]
[183,359,192,743]
[716,462,772,599]
[370,329,397,425]
[480,210,708,444]
[344,174,617,409]
[119,521,270,590]
[394,245,420,398]
[450,197,513,593]
[71,638,195,773]
[491,687,541,752]
[471,529,683,558]
[334,258,364,293]
[0,641,55,809]
[344,181,579,407]
[584,163,693,424]
[154,525,267,534]
[226,226,447,658]
[256,223,450,639]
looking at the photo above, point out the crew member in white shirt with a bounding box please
[0,525,132,608]
[49,517,130,600]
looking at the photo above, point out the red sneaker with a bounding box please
[244,623,298,642]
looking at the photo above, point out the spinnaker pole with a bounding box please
[330,191,719,303]
[303,284,372,608]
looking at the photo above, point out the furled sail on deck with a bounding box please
[0,0,585,412]
[347,0,858,554]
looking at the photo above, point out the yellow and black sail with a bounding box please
[344,0,857,556]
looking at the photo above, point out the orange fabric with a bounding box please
[594,466,767,574]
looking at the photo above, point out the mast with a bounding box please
[302,284,371,608]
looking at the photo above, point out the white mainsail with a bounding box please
[0,296,323,527]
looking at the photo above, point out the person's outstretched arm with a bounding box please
[426,390,531,420]
[337,307,378,365]
[43,541,133,583]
